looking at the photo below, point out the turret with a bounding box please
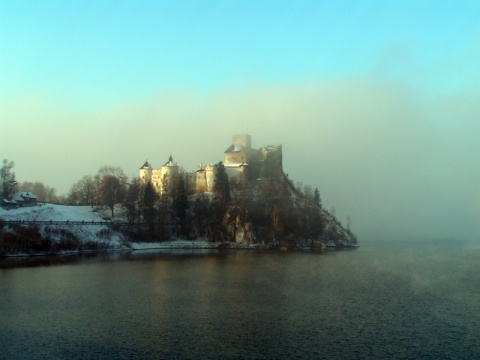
[160,155,179,195]
[139,160,153,184]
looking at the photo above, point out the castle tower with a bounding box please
[161,155,179,178]
[232,134,251,150]
[139,160,153,184]
[160,155,179,195]
[195,163,217,193]
[225,134,251,164]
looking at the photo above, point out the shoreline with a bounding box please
[0,240,359,258]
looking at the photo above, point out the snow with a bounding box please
[12,191,38,200]
[0,204,126,250]
[0,204,245,255]
[224,162,248,168]
[130,240,217,250]
[0,203,100,222]
[129,240,257,250]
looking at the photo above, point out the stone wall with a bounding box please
[140,135,284,196]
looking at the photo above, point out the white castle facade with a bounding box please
[139,134,283,195]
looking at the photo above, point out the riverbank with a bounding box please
[1,203,357,257]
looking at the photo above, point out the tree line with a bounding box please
[1,158,356,247]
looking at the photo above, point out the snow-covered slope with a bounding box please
[0,205,221,255]
[0,204,126,252]
[0,204,106,222]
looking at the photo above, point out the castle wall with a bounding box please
[139,168,152,183]
[184,172,197,194]
[263,145,283,178]
[195,164,216,193]
[225,150,248,164]
[225,164,248,184]
[196,170,208,193]
[150,169,163,192]
[140,135,284,196]
[205,165,216,192]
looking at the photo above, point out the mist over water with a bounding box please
[2,80,479,243]
[1,240,479,359]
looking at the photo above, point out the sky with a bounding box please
[1,1,479,242]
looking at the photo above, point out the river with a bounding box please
[1,240,479,359]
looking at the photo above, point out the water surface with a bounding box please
[1,241,479,359]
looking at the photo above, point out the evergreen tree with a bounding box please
[193,194,210,238]
[310,205,322,239]
[126,177,141,204]
[213,161,231,203]
[205,162,231,241]
[124,177,141,223]
[143,181,156,224]
[173,175,189,231]
[313,187,322,209]
[156,199,169,241]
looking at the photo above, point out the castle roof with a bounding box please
[224,144,244,153]
[224,162,249,168]
[140,160,152,169]
[163,155,177,167]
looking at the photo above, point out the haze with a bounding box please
[1,1,479,242]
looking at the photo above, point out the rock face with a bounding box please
[221,194,358,249]
[233,222,253,245]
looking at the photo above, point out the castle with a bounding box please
[139,134,283,195]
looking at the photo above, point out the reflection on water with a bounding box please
[1,242,479,359]
[0,249,219,269]
[0,252,113,269]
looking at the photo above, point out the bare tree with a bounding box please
[79,176,96,205]
[96,166,128,217]
[68,175,96,205]
[99,175,126,217]
[0,159,18,199]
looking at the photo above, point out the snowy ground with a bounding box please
[129,240,257,250]
[130,240,218,250]
[0,204,126,250]
[0,204,234,254]
[0,203,108,223]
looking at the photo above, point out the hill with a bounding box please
[0,204,126,255]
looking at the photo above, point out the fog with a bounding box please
[1,78,479,242]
